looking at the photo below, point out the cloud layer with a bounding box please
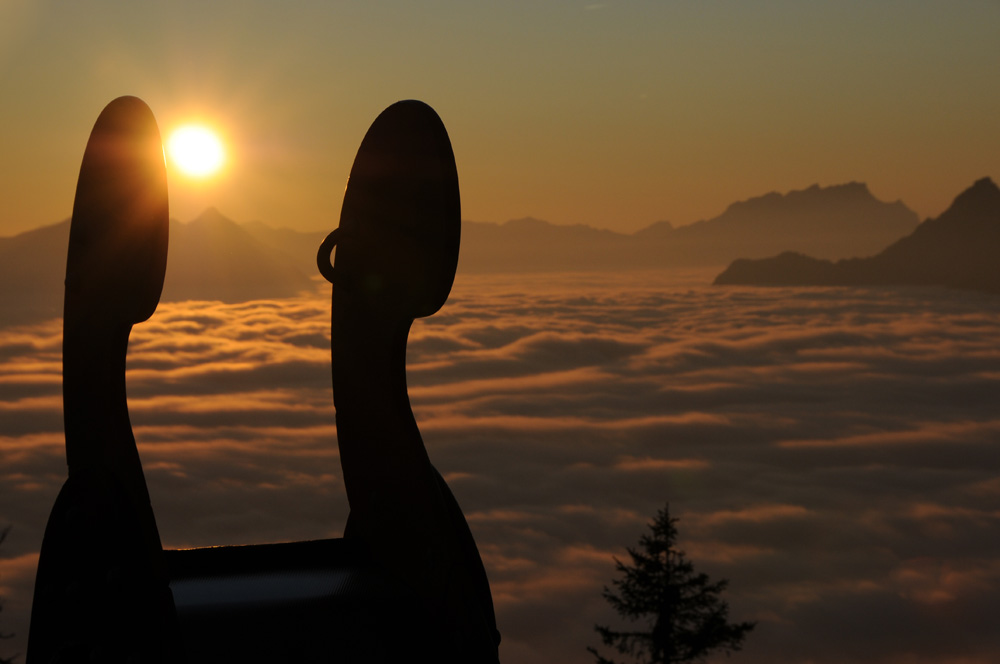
[2,271,1000,663]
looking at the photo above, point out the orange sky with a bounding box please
[1,1,998,236]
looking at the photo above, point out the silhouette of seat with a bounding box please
[27,97,499,663]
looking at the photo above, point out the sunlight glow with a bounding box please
[167,125,225,177]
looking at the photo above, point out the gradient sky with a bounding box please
[2,1,998,236]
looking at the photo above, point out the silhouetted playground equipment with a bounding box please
[27,96,500,663]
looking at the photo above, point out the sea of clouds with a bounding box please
[2,271,999,663]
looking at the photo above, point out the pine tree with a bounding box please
[588,504,755,664]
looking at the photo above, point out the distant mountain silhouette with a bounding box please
[459,217,637,272]
[0,220,69,325]
[0,209,315,327]
[714,177,1000,294]
[161,208,315,303]
[459,182,918,272]
[0,182,924,325]
[212,181,919,276]
[664,182,917,262]
[241,219,327,271]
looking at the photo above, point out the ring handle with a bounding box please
[316,228,340,283]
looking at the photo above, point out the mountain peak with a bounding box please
[190,207,234,226]
[786,181,872,202]
[938,176,1000,222]
[959,176,999,200]
[719,181,878,219]
[834,181,871,196]
[633,220,674,238]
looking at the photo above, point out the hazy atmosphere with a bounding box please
[2,2,1000,663]
[2,1,999,234]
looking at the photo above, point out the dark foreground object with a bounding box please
[164,540,430,662]
[27,96,180,663]
[28,98,499,662]
[320,100,500,662]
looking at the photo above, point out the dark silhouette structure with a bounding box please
[27,96,181,664]
[318,100,499,660]
[28,97,499,662]
[589,504,754,664]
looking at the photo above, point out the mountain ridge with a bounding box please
[459,181,918,272]
[0,181,928,326]
[160,208,315,303]
[714,177,1000,294]
[0,209,317,326]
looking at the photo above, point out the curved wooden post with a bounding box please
[27,96,180,664]
[320,100,500,662]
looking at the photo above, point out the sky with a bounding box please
[2,274,999,663]
[2,1,999,236]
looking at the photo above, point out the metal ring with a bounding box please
[316,228,340,283]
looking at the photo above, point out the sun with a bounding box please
[166,125,226,177]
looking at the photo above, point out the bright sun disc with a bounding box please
[167,126,225,177]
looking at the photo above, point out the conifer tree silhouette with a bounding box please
[588,504,754,664]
